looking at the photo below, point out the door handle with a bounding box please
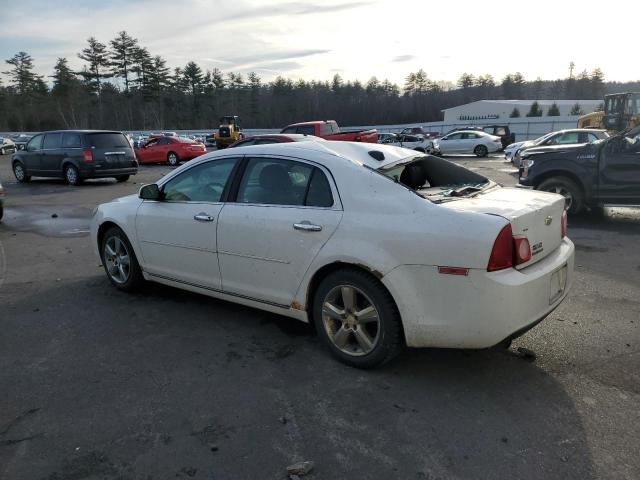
[293,221,322,232]
[194,213,215,222]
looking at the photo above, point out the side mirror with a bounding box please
[139,183,161,200]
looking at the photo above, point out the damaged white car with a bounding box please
[90,141,574,368]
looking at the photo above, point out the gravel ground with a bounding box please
[0,151,639,480]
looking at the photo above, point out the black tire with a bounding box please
[167,152,179,166]
[313,268,404,369]
[0,148,5,155]
[474,144,488,157]
[537,176,584,214]
[100,226,144,292]
[216,142,224,150]
[63,164,82,185]
[13,161,31,182]
[414,147,425,153]
[0,205,3,221]
[115,175,130,183]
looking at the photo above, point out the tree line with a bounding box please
[1,31,639,132]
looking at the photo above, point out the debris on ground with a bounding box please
[515,347,536,362]
[286,460,314,476]
[51,213,58,218]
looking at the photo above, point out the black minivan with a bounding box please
[11,130,138,185]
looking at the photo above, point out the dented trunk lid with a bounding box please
[439,187,565,269]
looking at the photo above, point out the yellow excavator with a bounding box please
[214,116,244,149]
[578,92,640,132]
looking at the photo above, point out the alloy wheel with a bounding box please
[103,236,131,284]
[14,163,25,181]
[168,153,178,166]
[65,166,78,184]
[322,285,381,356]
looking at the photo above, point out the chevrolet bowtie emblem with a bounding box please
[545,216,553,225]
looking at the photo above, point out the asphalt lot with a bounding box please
[1,151,639,480]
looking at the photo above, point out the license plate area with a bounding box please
[549,264,568,304]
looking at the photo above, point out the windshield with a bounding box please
[379,155,490,202]
[532,132,555,145]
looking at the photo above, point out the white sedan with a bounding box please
[91,142,574,368]
[433,130,503,157]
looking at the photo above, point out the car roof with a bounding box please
[32,130,124,135]
[207,140,419,170]
[285,120,335,127]
[244,133,324,142]
[446,130,487,135]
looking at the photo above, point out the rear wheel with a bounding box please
[313,268,403,369]
[13,161,31,182]
[100,226,144,292]
[64,164,81,185]
[167,152,179,166]
[115,175,130,183]
[474,145,488,157]
[537,176,584,214]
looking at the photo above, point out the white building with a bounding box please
[442,99,601,123]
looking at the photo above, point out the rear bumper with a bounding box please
[79,166,138,178]
[382,238,575,348]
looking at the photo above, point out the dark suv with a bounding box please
[11,130,138,185]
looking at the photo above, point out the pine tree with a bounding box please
[109,31,138,93]
[457,72,475,89]
[526,101,543,117]
[147,55,170,97]
[78,37,111,94]
[570,103,584,116]
[51,57,80,97]
[509,107,521,118]
[547,102,560,116]
[3,51,41,94]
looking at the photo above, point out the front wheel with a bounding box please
[537,176,584,214]
[313,268,404,369]
[115,175,130,183]
[474,145,488,157]
[13,161,31,182]
[167,152,179,166]
[100,227,144,292]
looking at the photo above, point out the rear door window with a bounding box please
[281,127,296,134]
[43,133,62,149]
[297,126,316,135]
[236,158,314,206]
[62,133,84,148]
[88,133,130,148]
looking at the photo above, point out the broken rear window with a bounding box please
[378,155,491,203]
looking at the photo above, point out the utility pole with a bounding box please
[569,61,575,79]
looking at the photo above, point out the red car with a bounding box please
[135,136,206,166]
[280,120,378,143]
[228,133,324,148]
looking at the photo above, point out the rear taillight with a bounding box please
[513,236,532,265]
[487,224,514,272]
[561,210,568,238]
[83,148,93,163]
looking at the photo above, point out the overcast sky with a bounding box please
[1,0,638,86]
